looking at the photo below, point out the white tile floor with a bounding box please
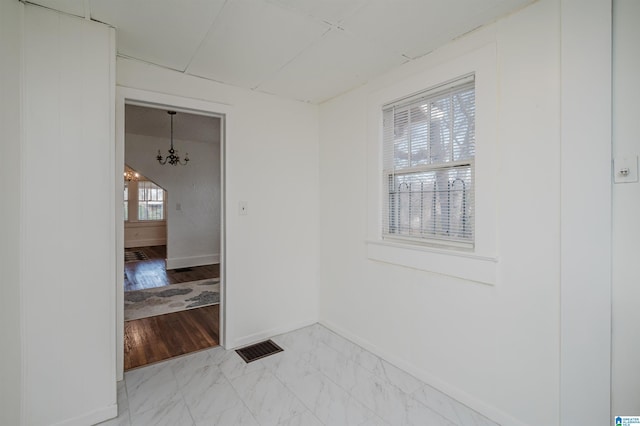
[100,324,498,426]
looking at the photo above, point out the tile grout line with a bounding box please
[266,353,327,426]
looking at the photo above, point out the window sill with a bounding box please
[366,240,498,285]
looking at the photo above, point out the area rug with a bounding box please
[124,278,220,321]
[124,249,149,262]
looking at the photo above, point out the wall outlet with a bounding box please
[239,201,248,215]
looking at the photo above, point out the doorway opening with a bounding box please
[116,90,227,376]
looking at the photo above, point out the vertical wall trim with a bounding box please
[218,108,227,349]
[108,25,117,403]
[18,2,26,425]
[114,90,125,382]
[560,1,612,425]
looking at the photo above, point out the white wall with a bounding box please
[125,131,220,267]
[319,2,563,425]
[117,57,320,348]
[21,5,117,425]
[0,1,23,425]
[612,0,640,416]
[559,1,612,424]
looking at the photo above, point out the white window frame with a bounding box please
[366,44,498,285]
[136,179,166,221]
[382,75,476,249]
[124,178,167,223]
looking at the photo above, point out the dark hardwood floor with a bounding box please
[124,245,219,291]
[124,245,220,370]
[124,305,219,370]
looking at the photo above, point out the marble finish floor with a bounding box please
[101,324,498,426]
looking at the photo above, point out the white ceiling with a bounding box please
[26,0,533,104]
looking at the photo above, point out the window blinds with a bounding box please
[137,180,165,221]
[382,74,475,246]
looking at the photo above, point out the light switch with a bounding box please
[614,156,638,183]
[176,203,182,211]
[239,201,248,215]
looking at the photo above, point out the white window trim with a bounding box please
[366,43,498,285]
[382,76,476,248]
[124,179,167,223]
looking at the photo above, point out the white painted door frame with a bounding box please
[115,86,231,380]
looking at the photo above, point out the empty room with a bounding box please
[1,1,638,426]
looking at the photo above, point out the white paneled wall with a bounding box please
[22,5,116,425]
[612,0,640,416]
[318,0,609,424]
[560,1,612,424]
[0,1,23,426]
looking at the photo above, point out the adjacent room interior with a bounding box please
[122,105,222,369]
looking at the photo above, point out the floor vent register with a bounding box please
[236,340,283,363]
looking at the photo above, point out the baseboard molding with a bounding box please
[125,237,166,248]
[51,404,118,426]
[318,319,527,426]
[166,253,220,270]
[228,319,317,350]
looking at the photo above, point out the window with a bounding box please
[124,182,129,221]
[382,74,475,247]
[123,168,166,223]
[137,180,165,221]
[367,46,497,283]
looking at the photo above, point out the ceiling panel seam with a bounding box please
[183,0,230,74]
[252,26,334,92]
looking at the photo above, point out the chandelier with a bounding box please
[123,167,139,182]
[157,111,189,166]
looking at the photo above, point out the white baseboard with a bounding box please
[124,237,166,248]
[228,319,317,350]
[165,253,220,270]
[51,404,118,426]
[318,319,527,426]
